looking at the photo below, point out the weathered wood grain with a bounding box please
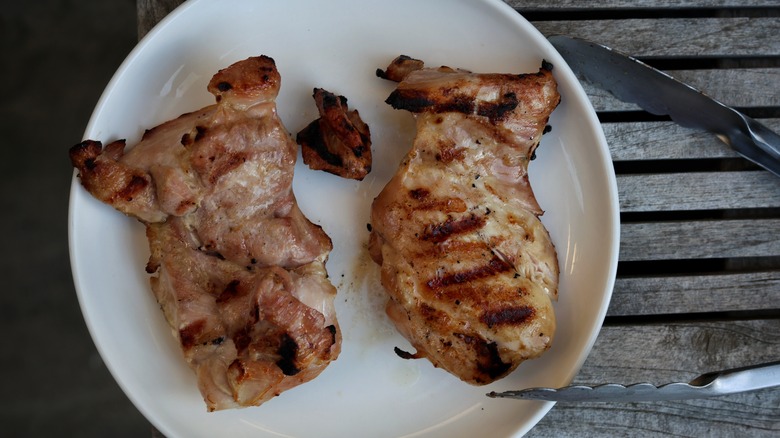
[579,69,780,112]
[620,218,780,261]
[608,271,780,315]
[602,121,780,162]
[137,0,183,38]
[530,319,780,437]
[532,18,780,56]
[617,172,780,212]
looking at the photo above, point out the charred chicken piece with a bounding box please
[369,59,560,385]
[297,88,372,180]
[70,56,341,411]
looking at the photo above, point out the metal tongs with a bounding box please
[487,361,780,402]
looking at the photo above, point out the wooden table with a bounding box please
[138,1,780,436]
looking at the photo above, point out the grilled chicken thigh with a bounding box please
[70,56,340,410]
[369,60,560,384]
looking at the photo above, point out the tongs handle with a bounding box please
[694,360,780,395]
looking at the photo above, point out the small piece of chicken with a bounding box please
[369,59,560,385]
[69,56,340,410]
[375,54,425,82]
[297,88,372,180]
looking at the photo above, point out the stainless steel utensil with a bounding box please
[487,360,780,402]
[548,35,780,177]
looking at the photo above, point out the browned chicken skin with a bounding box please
[69,56,340,410]
[369,59,560,384]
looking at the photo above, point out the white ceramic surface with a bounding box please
[68,0,620,436]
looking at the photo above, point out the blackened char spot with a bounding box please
[84,158,97,171]
[409,188,430,200]
[296,120,343,167]
[394,346,418,359]
[453,333,511,382]
[216,279,241,303]
[316,88,342,109]
[476,92,518,121]
[386,89,518,122]
[195,126,207,141]
[385,89,435,112]
[326,324,337,345]
[276,333,300,376]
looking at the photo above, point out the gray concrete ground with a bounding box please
[2,1,150,435]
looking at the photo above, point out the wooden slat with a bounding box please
[603,120,780,161]
[608,271,780,316]
[531,319,780,437]
[617,172,780,212]
[580,69,780,112]
[604,122,738,161]
[531,18,780,56]
[620,219,780,261]
[136,0,182,38]
[508,0,780,8]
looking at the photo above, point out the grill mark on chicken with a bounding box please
[409,188,429,200]
[386,89,520,123]
[421,213,485,243]
[407,189,468,213]
[426,255,513,290]
[180,319,208,349]
[208,151,249,185]
[480,306,535,328]
[116,175,149,202]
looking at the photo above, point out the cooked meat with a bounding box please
[297,88,372,180]
[376,55,425,82]
[69,56,340,411]
[368,59,560,385]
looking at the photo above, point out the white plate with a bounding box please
[68,0,619,436]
